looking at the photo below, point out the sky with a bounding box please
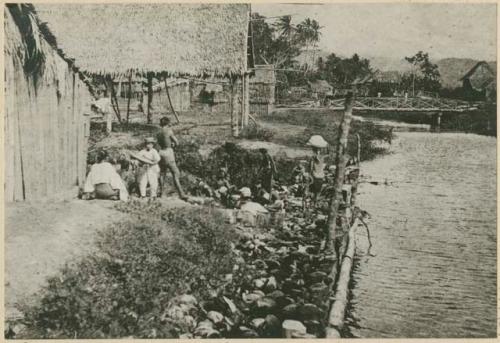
[252,3,497,61]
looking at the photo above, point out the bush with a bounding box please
[18,206,239,339]
[239,124,275,141]
[266,108,393,161]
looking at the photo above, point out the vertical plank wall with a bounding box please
[4,11,92,201]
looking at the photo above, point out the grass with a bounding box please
[264,108,393,161]
[16,205,240,339]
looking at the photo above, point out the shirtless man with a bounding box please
[157,116,188,200]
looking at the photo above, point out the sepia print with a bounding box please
[4,2,497,339]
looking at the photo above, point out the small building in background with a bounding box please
[351,70,403,97]
[308,79,333,99]
[250,65,276,116]
[113,75,146,99]
[460,61,497,102]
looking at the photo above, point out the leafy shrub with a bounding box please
[18,206,239,339]
[239,124,275,141]
[266,108,393,161]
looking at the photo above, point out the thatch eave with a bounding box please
[35,3,250,79]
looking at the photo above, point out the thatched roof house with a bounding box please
[5,5,93,201]
[460,61,496,92]
[308,80,333,95]
[460,61,496,102]
[35,3,250,77]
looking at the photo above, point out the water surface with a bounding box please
[347,132,497,338]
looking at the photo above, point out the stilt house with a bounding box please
[35,3,252,135]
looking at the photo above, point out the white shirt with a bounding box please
[83,162,129,201]
[137,148,161,174]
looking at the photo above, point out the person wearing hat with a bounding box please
[136,137,161,199]
[306,135,328,206]
[157,116,188,201]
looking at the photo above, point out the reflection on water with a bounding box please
[347,132,496,338]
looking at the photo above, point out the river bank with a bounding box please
[5,108,389,339]
[347,131,497,338]
[356,107,497,136]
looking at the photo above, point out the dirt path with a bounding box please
[5,200,126,319]
[5,196,196,320]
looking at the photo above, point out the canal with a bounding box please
[346,131,497,338]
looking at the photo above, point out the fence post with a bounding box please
[325,93,355,254]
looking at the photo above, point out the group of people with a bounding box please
[83,116,188,201]
[83,115,332,210]
[221,134,330,211]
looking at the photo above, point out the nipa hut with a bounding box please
[249,65,276,116]
[35,4,252,135]
[5,5,93,201]
[308,80,333,99]
[460,61,497,102]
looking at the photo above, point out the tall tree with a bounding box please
[404,51,441,95]
[275,15,294,40]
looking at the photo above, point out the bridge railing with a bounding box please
[328,96,478,112]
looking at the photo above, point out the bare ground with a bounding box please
[4,196,192,320]
[5,112,309,321]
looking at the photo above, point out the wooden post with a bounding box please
[107,77,122,123]
[436,112,442,133]
[126,71,132,124]
[230,76,239,137]
[325,93,355,254]
[164,78,180,123]
[356,133,361,165]
[242,72,250,129]
[147,73,153,124]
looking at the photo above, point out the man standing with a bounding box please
[136,137,161,199]
[259,148,277,193]
[157,116,188,201]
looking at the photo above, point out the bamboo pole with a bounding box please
[164,78,180,124]
[325,93,355,254]
[242,72,250,128]
[356,133,361,165]
[326,218,359,337]
[107,77,122,123]
[147,73,153,124]
[126,71,132,124]
[230,76,239,137]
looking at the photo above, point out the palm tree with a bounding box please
[297,18,323,73]
[275,15,294,40]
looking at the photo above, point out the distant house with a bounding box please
[352,70,403,97]
[289,86,308,98]
[250,65,276,116]
[112,75,146,99]
[460,61,496,102]
[308,80,333,98]
[36,3,252,134]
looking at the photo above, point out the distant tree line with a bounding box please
[252,13,444,97]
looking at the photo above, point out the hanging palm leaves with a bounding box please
[6,4,46,87]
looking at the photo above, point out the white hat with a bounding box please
[239,187,251,198]
[307,135,328,148]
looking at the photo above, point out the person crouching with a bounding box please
[83,150,129,201]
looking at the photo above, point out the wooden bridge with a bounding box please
[328,96,481,113]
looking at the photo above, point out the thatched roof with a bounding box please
[460,61,496,80]
[34,3,250,77]
[308,80,333,93]
[459,61,496,92]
